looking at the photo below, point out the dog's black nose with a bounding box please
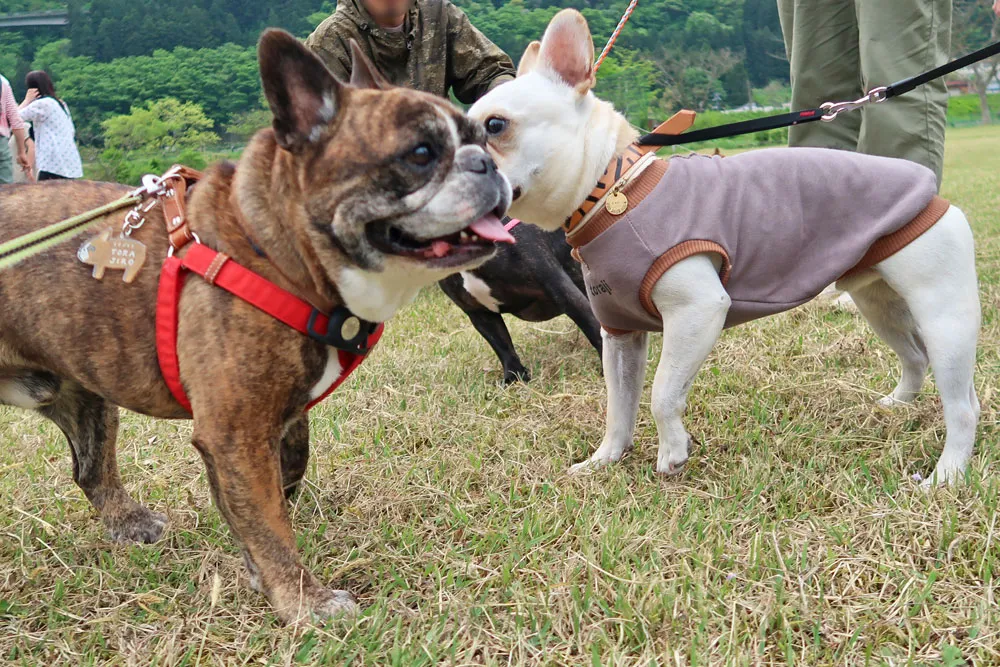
[458,149,495,175]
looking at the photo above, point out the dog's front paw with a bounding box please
[107,505,168,544]
[656,435,691,476]
[280,588,359,625]
[878,394,904,408]
[878,392,918,408]
[313,589,359,619]
[656,457,688,476]
[568,458,604,475]
[567,442,631,475]
[919,464,966,489]
[503,364,531,384]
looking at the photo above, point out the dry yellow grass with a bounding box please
[1,126,998,665]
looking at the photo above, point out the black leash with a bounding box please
[638,39,1000,147]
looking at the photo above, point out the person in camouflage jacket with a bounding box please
[305,0,515,104]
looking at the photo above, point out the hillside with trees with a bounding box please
[1,0,995,164]
[0,0,789,144]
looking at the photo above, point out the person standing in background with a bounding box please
[777,0,1000,306]
[305,0,515,103]
[0,73,31,184]
[8,135,35,183]
[776,1,954,187]
[18,70,83,181]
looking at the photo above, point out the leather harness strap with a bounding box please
[564,111,696,235]
[151,165,383,414]
[564,144,645,233]
[160,166,205,250]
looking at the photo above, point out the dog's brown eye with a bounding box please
[407,143,436,167]
[485,117,508,136]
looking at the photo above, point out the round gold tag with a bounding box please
[605,191,628,215]
[341,316,361,341]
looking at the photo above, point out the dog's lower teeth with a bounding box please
[460,231,469,242]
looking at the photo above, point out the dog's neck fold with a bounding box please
[229,140,345,314]
[560,101,638,228]
[525,96,637,232]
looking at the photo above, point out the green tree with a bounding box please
[593,51,660,128]
[102,98,219,151]
[953,0,999,124]
[30,38,71,73]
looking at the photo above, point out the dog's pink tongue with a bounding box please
[468,214,515,244]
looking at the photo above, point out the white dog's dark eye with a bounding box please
[406,143,436,167]
[485,117,508,136]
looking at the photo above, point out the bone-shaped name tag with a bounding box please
[78,228,147,283]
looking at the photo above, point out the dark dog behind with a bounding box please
[440,222,603,383]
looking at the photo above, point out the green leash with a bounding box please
[0,193,142,271]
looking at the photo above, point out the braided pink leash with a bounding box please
[594,0,639,74]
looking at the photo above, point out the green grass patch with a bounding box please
[1,126,999,664]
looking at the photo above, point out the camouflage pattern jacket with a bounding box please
[305,0,515,104]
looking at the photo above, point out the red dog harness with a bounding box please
[148,166,383,414]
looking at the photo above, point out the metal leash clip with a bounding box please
[121,173,171,235]
[121,197,159,236]
[820,86,888,122]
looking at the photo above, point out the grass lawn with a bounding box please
[1,125,998,665]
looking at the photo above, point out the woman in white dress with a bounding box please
[18,70,83,181]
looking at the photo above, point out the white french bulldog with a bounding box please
[469,9,981,485]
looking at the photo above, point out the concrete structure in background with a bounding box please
[0,9,69,29]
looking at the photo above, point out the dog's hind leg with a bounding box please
[844,276,929,406]
[873,206,981,485]
[280,416,310,499]
[38,380,167,543]
[540,267,604,359]
[558,289,604,360]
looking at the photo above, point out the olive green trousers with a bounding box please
[777,0,952,186]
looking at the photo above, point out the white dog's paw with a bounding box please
[878,394,907,408]
[919,464,966,489]
[568,459,604,475]
[656,436,691,476]
[568,443,631,475]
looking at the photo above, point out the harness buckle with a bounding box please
[306,307,377,355]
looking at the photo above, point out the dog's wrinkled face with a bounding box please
[468,10,634,231]
[257,32,513,297]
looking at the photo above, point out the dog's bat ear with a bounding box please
[518,41,541,77]
[538,9,595,94]
[348,40,390,90]
[258,29,344,152]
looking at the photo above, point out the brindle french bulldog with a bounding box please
[0,30,511,623]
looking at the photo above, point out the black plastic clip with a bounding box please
[306,306,379,355]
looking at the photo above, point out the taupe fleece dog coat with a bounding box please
[567,147,950,333]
